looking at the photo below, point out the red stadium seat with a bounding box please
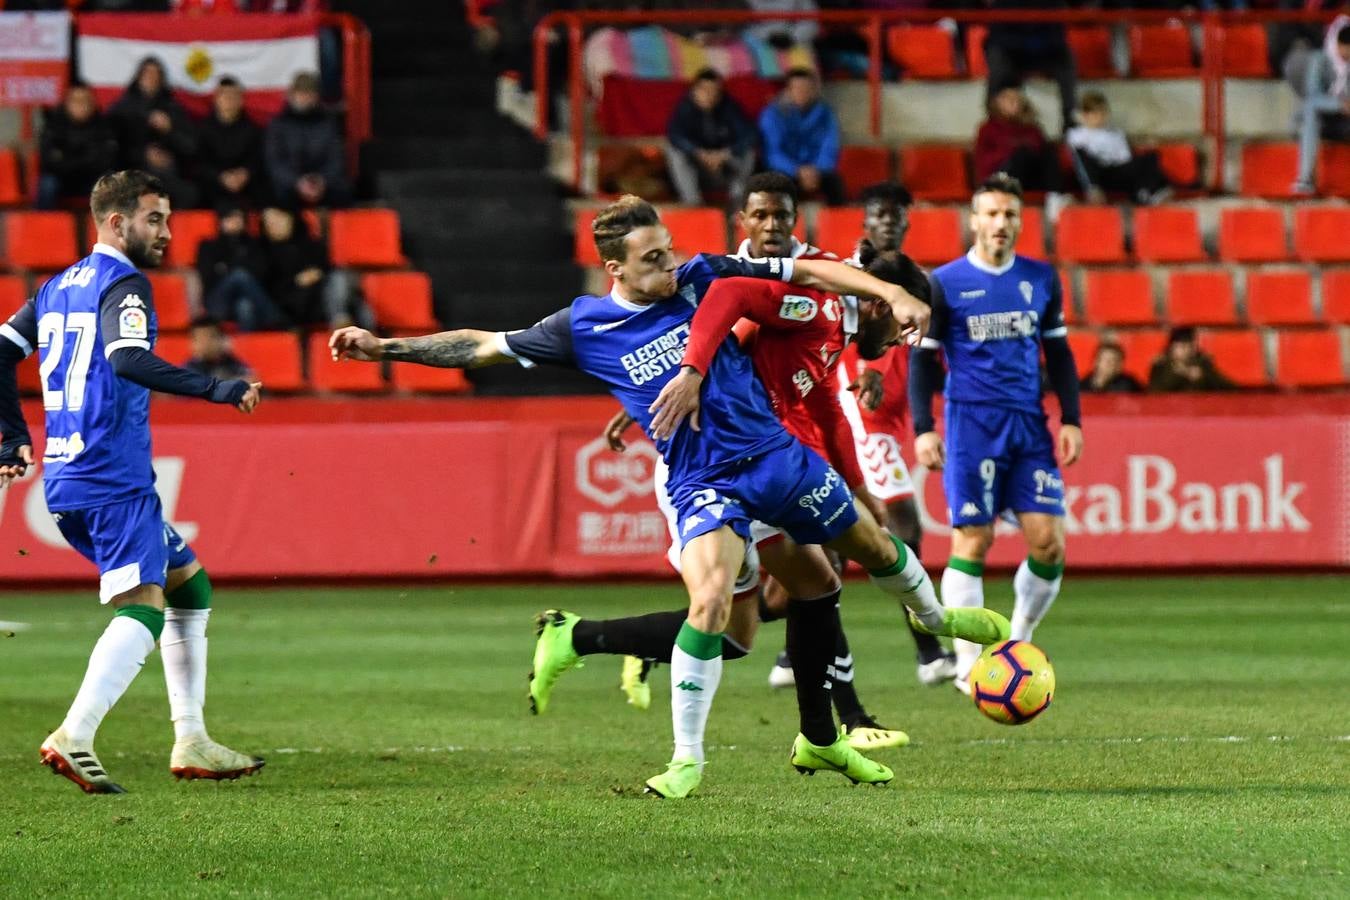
[1198,329,1269,387]
[3,211,78,271]
[1275,329,1346,388]
[1082,269,1155,325]
[886,25,958,79]
[154,333,193,367]
[360,272,438,331]
[663,207,728,257]
[1065,329,1098,378]
[0,274,26,312]
[1155,143,1200,188]
[308,332,387,393]
[1055,206,1126,264]
[1016,205,1046,260]
[812,207,864,259]
[1293,207,1350,263]
[964,25,989,77]
[1059,269,1077,324]
[1218,207,1289,262]
[1166,269,1237,326]
[166,209,218,268]
[899,146,970,202]
[1239,142,1299,198]
[904,207,963,267]
[329,209,405,268]
[1133,206,1205,263]
[1129,23,1198,76]
[1244,269,1315,325]
[1322,269,1350,324]
[1114,328,1168,384]
[1067,27,1116,78]
[837,146,893,202]
[230,333,306,392]
[1318,143,1350,197]
[574,207,601,267]
[392,361,471,395]
[1220,24,1270,77]
[146,272,192,332]
[0,148,22,206]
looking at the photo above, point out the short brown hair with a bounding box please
[90,170,168,223]
[972,171,1024,207]
[592,194,660,263]
[1078,90,1109,114]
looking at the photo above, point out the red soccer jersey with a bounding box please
[836,342,910,437]
[683,278,866,492]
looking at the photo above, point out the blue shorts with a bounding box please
[668,439,858,550]
[945,401,1065,527]
[54,492,196,603]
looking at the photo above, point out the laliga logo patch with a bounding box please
[778,295,818,322]
[1019,280,1034,305]
[120,308,148,340]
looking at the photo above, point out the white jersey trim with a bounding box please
[99,562,142,604]
[104,338,150,358]
[0,323,33,357]
[964,248,1017,276]
[92,242,135,268]
[495,331,536,368]
[1042,326,1068,339]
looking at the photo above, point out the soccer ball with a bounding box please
[968,640,1055,725]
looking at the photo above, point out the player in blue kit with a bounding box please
[330,195,1009,798]
[0,171,264,793]
[908,173,1084,691]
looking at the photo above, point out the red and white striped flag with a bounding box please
[77,13,320,118]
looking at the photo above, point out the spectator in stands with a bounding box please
[975,86,1072,220]
[197,76,267,208]
[185,318,254,382]
[1148,327,1235,393]
[1066,91,1172,205]
[1292,16,1350,195]
[745,0,820,49]
[759,68,845,205]
[37,83,119,210]
[198,203,287,332]
[260,207,372,329]
[141,140,201,210]
[265,71,352,209]
[109,57,197,172]
[665,69,757,206]
[1080,341,1142,393]
[983,0,1077,134]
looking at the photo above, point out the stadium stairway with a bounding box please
[331,0,595,394]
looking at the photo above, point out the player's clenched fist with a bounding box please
[330,326,383,362]
[237,382,263,414]
[885,288,930,342]
[914,431,946,470]
[0,442,32,488]
[1058,424,1084,467]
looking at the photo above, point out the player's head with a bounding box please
[593,194,678,301]
[859,182,913,254]
[854,252,930,360]
[90,169,171,269]
[738,171,798,258]
[970,172,1023,267]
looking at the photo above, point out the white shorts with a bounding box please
[654,458,764,594]
[836,371,915,502]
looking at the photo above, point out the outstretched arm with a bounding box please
[790,258,929,339]
[330,327,509,369]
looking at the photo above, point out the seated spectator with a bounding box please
[198,203,285,332]
[185,318,254,382]
[197,76,267,208]
[759,68,844,205]
[975,86,1072,221]
[37,83,119,210]
[109,56,197,172]
[265,71,352,209]
[745,0,819,50]
[141,141,201,210]
[1080,341,1142,393]
[983,0,1076,133]
[1066,92,1172,205]
[664,69,757,206]
[1148,327,1235,393]
[1292,15,1350,195]
[260,207,372,329]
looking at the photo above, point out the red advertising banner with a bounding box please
[0,12,70,108]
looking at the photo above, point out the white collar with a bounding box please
[92,242,135,268]
[965,248,1016,276]
[733,236,814,261]
[841,293,859,339]
[608,282,655,313]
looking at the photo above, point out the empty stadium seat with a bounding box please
[1058,269,1076,324]
[812,207,864,259]
[1245,269,1315,326]
[165,209,218,268]
[1239,143,1299,198]
[838,146,893,202]
[0,148,22,206]
[964,25,989,77]
[1130,23,1197,76]
[0,274,25,312]
[1055,206,1126,264]
[1276,329,1346,388]
[1293,207,1350,263]
[1082,269,1155,325]
[574,208,601,267]
[904,207,963,267]
[1318,143,1350,197]
[1166,269,1237,326]
[1016,205,1046,260]
[360,272,437,331]
[231,333,306,392]
[3,211,78,271]
[1067,27,1116,78]
[1156,143,1199,188]
[1198,329,1269,387]
[1220,24,1270,77]
[886,25,958,78]
[146,272,192,332]
[308,332,387,393]
[154,333,192,367]
[1066,329,1098,377]
[391,362,471,395]
[1133,206,1205,263]
[1114,328,1168,384]
[899,146,970,202]
[329,209,405,268]
[1218,207,1289,262]
[662,207,729,257]
[1322,269,1350,324]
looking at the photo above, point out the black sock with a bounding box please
[571,609,745,663]
[786,591,842,746]
[758,591,784,623]
[830,606,867,725]
[903,537,946,663]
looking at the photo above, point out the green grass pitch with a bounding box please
[1,577,1347,898]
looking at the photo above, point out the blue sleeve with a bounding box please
[695,253,794,282]
[109,347,247,404]
[815,106,840,171]
[99,274,155,357]
[909,274,949,436]
[0,298,37,358]
[1042,337,1082,428]
[919,273,951,347]
[0,328,30,454]
[503,307,575,368]
[1040,270,1068,339]
[759,106,794,174]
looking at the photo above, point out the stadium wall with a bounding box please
[0,397,1346,582]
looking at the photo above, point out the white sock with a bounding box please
[162,608,210,741]
[60,616,157,744]
[1011,559,1062,643]
[669,645,722,766]
[941,566,985,680]
[868,538,944,631]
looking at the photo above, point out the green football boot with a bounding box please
[644,757,702,798]
[528,609,582,715]
[619,656,652,711]
[908,607,1011,646]
[790,733,894,785]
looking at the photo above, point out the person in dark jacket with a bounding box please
[758,67,845,204]
[975,86,1073,221]
[198,203,287,331]
[108,56,197,171]
[1148,327,1236,392]
[196,76,267,208]
[264,71,351,208]
[37,84,119,209]
[664,69,757,205]
[983,0,1077,134]
[260,207,371,328]
[1080,342,1142,393]
[186,318,254,381]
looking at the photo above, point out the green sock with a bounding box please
[1026,556,1064,581]
[675,621,723,661]
[866,533,910,578]
[947,556,984,577]
[166,569,212,610]
[115,604,165,641]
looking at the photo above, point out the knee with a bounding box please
[953,527,994,562]
[1027,533,1065,567]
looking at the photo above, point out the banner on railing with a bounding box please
[0,12,70,108]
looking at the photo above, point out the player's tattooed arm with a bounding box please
[329,327,509,369]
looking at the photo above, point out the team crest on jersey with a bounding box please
[119,308,148,339]
[1019,280,1034,304]
[779,295,818,322]
[118,294,145,309]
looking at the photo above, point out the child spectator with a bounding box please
[197,76,267,208]
[260,207,372,329]
[109,57,197,172]
[1148,327,1235,393]
[1066,91,1172,205]
[198,204,285,331]
[664,69,757,206]
[975,86,1072,221]
[1080,341,1142,393]
[1292,16,1350,195]
[185,318,254,382]
[37,84,119,209]
[759,68,845,205]
[265,71,351,208]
